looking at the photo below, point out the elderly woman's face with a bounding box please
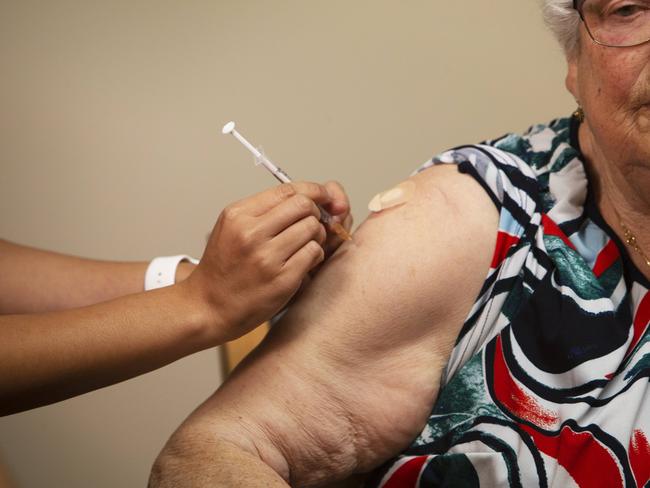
[566,25,650,171]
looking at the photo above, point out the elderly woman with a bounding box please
[150,1,650,486]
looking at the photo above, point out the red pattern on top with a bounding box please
[629,429,650,488]
[592,239,620,278]
[381,456,429,488]
[520,423,624,488]
[542,214,576,250]
[492,335,558,429]
[493,334,624,486]
[491,231,521,269]
[624,291,650,359]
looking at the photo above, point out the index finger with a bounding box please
[322,180,350,219]
[235,181,333,217]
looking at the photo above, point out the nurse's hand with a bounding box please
[185,181,351,343]
[320,180,353,259]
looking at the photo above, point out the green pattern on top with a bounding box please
[544,234,610,301]
[415,354,505,449]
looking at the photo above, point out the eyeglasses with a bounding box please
[573,0,650,47]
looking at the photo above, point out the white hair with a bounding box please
[542,0,581,57]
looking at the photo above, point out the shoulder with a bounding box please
[320,163,500,333]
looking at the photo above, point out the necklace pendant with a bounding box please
[620,221,650,269]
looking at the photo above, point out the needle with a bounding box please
[222,121,352,241]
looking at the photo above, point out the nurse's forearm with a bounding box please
[0,280,217,416]
[0,239,195,314]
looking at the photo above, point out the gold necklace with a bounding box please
[620,222,650,268]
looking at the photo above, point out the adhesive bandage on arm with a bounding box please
[368,180,416,213]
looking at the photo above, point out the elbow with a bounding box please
[149,430,209,488]
[149,427,291,488]
[148,453,171,488]
[149,434,207,488]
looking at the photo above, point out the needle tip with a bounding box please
[330,222,353,241]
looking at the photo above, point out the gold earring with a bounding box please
[573,106,585,122]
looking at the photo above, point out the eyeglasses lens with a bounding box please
[580,0,650,47]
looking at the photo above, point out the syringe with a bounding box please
[222,121,352,241]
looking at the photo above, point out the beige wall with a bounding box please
[0,1,573,486]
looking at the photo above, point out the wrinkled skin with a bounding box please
[567,21,650,275]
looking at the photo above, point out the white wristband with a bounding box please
[144,255,199,291]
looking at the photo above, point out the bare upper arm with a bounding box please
[290,164,499,360]
[159,164,499,486]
